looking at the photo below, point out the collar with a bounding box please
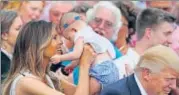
[134,74,148,95]
[1,48,12,60]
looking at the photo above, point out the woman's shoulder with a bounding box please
[14,73,61,95]
[9,73,41,95]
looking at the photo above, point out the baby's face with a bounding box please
[61,28,71,41]
[61,17,76,32]
[62,24,77,41]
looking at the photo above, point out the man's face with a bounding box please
[147,68,178,95]
[49,3,73,25]
[170,26,179,55]
[150,22,175,47]
[88,7,116,40]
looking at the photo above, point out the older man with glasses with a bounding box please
[72,1,124,93]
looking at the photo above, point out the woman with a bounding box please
[1,10,23,82]
[2,20,95,95]
[114,1,137,55]
[2,1,45,24]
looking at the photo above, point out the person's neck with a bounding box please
[42,57,50,71]
[134,40,150,55]
[115,40,129,55]
[139,74,156,95]
[19,11,29,24]
[138,75,150,95]
[1,42,13,54]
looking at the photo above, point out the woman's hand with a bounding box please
[79,44,96,67]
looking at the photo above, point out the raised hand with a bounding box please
[50,54,61,64]
[80,44,96,67]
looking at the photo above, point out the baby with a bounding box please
[51,12,119,94]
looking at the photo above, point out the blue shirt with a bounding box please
[73,42,122,85]
[61,48,80,85]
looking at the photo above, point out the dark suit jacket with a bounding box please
[1,51,11,81]
[100,74,141,95]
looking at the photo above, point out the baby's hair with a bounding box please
[60,12,81,30]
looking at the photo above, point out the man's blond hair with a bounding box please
[135,45,179,74]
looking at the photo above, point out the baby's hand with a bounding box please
[50,54,61,64]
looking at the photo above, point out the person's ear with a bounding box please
[144,28,152,40]
[142,68,151,82]
[1,32,8,41]
[71,28,77,33]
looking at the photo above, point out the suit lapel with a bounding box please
[126,74,141,95]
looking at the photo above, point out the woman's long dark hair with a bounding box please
[0,10,18,34]
[2,20,54,95]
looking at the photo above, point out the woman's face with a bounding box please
[7,16,23,47]
[115,16,129,47]
[44,29,63,58]
[21,1,44,23]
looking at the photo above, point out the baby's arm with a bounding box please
[50,37,84,64]
[60,37,84,61]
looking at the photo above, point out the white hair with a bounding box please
[40,1,77,22]
[86,1,122,41]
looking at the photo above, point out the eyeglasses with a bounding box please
[93,17,114,29]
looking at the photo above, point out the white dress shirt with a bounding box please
[1,48,12,60]
[114,48,140,79]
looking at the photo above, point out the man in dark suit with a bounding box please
[100,74,141,95]
[100,45,179,95]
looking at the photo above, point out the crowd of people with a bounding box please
[1,1,179,95]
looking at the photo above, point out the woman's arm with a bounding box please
[18,44,94,95]
[74,44,96,95]
[89,77,101,95]
[58,45,95,95]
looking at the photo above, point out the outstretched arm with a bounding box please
[74,44,96,95]
[51,37,84,64]
[61,37,84,61]
[17,44,95,95]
